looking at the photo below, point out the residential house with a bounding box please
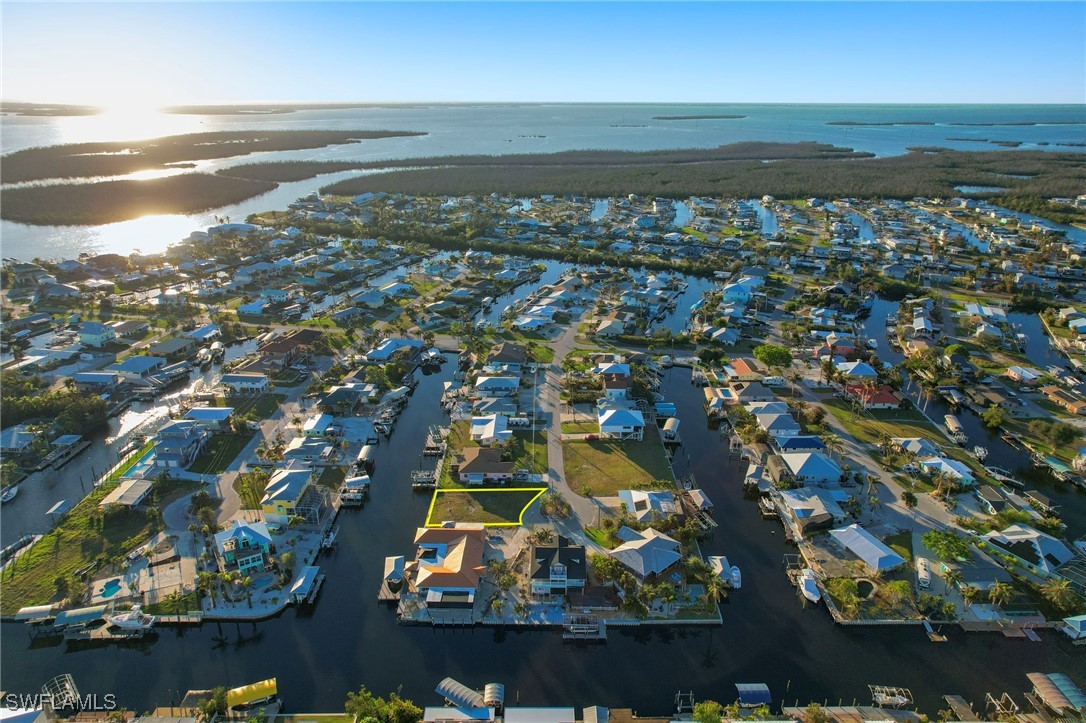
[283,437,335,464]
[529,536,587,597]
[107,355,166,381]
[78,322,116,348]
[152,420,209,469]
[729,382,774,404]
[470,415,513,446]
[72,371,120,391]
[756,413,801,439]
[770,452,843,486]
[829,524,906,574]
[1040,386,1086,415]
[843,384,902,410]
[617,489,677,523]
[475,376,520,397]
[261,467,326,525]
[779,487,848,536]
[183,407,235,431]
[220,372,270,394]
[454,447,514,485]
[215,520,273,575]
[0,424,38,455]
[609,527,682,581]
[413,524,487,608]
[983,524,1075,577]
[723,358,765,382]
[918,456,976,486]
[597,404,645,441]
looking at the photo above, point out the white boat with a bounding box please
[866,338,878,350]
[107,605,156,630]
[972,446,988,461]
[321,528,338,549]
[1,485,19,504]
[799,569,820,603]
[730,565,742,590]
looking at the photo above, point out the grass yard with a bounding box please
[234,469,271,510]
[884,532,914,563]
[562,421,598,434]
[0,486,153,614]
[187,433,253,474]
[563,427,674,497]
[822,398,945,447]
[220,394,287,418]
[316,466,346,491]
[426,488,544,527]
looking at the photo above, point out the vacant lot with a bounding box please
[188,433,253,474]
[563,427,673,496]
[426,489,544,527]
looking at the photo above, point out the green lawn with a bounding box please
[219,394,287,418]
[426,489,544,527]
[884,532,914,563]
[0,486,153,614]
[561,421,598,434]
[822,398,945,447]
[234,469,270,510]
[187,433,253,474]
[563,427,674,497]
[316,466,346,491]
[439,423,547,488]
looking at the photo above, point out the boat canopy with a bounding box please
[436,677,485,710]
[384,556,405,582]
[227,678,277,709]
[1048,673,1086,713]
[289,566,321,597]
[14,604,57,622]
[688,489,713,510]
[54,605,107,627]
[735,683,772,707]
[1027,673,1080,713]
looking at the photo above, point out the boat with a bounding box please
[321,528,338,550]
[0,485,18,504]
[870,685,913,709]
[866,338,878,350]
[972,446,988,461]
[106,605,156,631]
[730,565,742,590]
[799,569,821,604]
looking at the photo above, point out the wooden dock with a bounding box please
[64,626,153,642]
[156,613,203,626]
[377,581,402,602]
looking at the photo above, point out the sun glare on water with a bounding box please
[55,95,206,145]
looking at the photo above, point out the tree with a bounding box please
[1040,577,1078,612]
[753,344,792,370]
[803,703,831,723]
[922,530,973,562]
[693,701,724,723]
[820,433,845,459]
[197,687,228,721]
[705,574,728,605]
[943,568,963,594]
[960,584,982,608]
[902,491,918,513]
[988,581,1013,608]
[980,404,1006,429]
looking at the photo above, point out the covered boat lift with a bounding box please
[227,678,278,711]
[735,683,771,708]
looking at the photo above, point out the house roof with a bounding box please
[488,342,530,364]
[458,447,514,475]
[609,528,681,578]
[598,407,645,429]
[983,524,1074,574]
[836,361,878,377]
[781,452,842,480]
[414,524,487,590]
[830,524,905,571]
[214,519,272,552]
[471,414,512,441]
[184,407,235,422]
[529,536,587,581]
[617,489,676,522]
[261,469,313,505]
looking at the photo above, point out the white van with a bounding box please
[916,557,931,589]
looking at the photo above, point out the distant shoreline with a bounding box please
[652,114,746,121]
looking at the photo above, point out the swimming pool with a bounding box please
[121,449,156,479]
[98,579,122,598]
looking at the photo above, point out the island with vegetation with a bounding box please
[0,101,101,116]
[652,114,746,120]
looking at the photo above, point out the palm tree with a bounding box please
[240,576,253,608]
[867,494,882,519]
[1040,578,1078,612]
[821,433,845,460]
[943,568,963,595]
[988,581,1013,609]
[960,584,981,609]
[705,575,728,606]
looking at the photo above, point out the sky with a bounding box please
[2,2,1084,107]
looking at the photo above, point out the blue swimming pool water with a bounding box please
[121,450,156,479]
[99,579,122,598]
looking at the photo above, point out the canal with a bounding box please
[3,361,1082,714]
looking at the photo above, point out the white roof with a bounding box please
[829,524,905,572]
[780,452,842,481]
[503,710,577,723]
[598,407,645,429]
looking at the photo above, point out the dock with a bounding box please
[377,580,403,602]
[562,614,606,640]
[923,619,947,642]
[64,626,153,642]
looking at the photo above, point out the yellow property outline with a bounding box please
[425,487,547,528]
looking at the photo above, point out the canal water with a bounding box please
[3,362,1082,714]
[474,262,577,326]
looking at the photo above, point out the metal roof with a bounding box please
[736,683,772,706]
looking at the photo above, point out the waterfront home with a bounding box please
[730,381,774,404]
[779,487,849,535]
[835,360,878,380]
[891,437,942,458]
[97,479,153,510]
[756,413,801,440]
[72,371,120,391]
[363,337,424,363]
[1006,366,1044,385]
[976,485,1010,515]
[829,524,906,574]
[617,489,677,523]
[214,520,273,575]
[302,413,336,437]
[475,376,519,397]
[78,321,117,348]
[777,436,827,454]
[487,342,532,374]
[769,452,843,487]
[982,524,1075,577]
[918,456,976,486]
[597,404,645,441]
[454,447,515,485]
[261,467,326,525]
[722,277,763,303]
[723,358,765,382]
[703,387,731,415]
[1040,385,1086,415]
[609,527,682,581]
[283,437,335,464]
[317,385,368,415]
[413,524,487,609]
[0,424,38,455]
[470,415,512,447]
[843,384,903,410]
[745,401,791,416]
[183,406,235,431]
[220,372,270,394]
[152,420,209,469]
[148,336,197,360]
[472,397,519,417]
[529,536,587,597]
[107,355,166,381]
